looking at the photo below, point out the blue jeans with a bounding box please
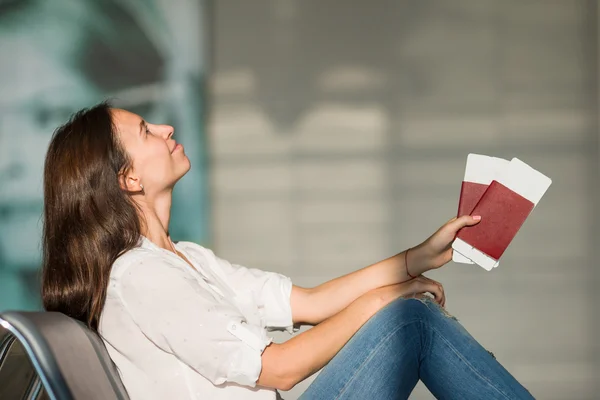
[299,297,534,400]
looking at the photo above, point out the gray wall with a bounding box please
[208,1,598,399]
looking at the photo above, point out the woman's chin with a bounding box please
[175,163,192,182]
[182,158,192,174]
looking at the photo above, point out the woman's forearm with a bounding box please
[298,247,429,325]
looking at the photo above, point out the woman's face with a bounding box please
[112,109,191,194]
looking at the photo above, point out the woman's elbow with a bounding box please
[275,376,297,392]
[258,343,301,391]
[257,367,298,391]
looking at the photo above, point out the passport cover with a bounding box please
[456,181,534,260]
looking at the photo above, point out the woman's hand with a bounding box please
[407,215,481,275]
[363,275,446,310]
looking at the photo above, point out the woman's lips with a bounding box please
[172,143,182,153]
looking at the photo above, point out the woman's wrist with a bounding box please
[404,248,417,279]
[405,244,433,276]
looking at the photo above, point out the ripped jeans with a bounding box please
[299,297,535,400]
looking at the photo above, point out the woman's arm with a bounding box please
[258,277,442,391]
[291,215,481,325]
[290,250,414,325]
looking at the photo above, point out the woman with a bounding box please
[42,103,534,399]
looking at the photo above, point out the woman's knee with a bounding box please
[371,296,429,326]
[361,296,456,340]
[378,296,454,325]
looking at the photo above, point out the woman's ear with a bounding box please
[119,172,143,193]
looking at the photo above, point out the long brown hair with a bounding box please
[42,102,141,332]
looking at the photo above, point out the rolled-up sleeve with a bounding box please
[117,259,270,387]
[211,252,295,333]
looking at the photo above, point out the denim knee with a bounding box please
[379,296,456,324]
[375,296,433,324]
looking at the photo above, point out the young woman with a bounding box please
[41,103,534,399]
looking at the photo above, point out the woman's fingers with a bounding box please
[408,278,444,306]
[418,276,446,307]
[446,214,481,233]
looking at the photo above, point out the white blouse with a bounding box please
[99,237,294,400]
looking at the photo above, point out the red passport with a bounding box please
[457,181,534,260]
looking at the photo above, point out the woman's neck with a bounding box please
[137,190,175,252]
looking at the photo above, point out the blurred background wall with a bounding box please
[208,1,598,399]
[0,0,209,310]
[0,0,598,399]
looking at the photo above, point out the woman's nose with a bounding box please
[163,125,174,140]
